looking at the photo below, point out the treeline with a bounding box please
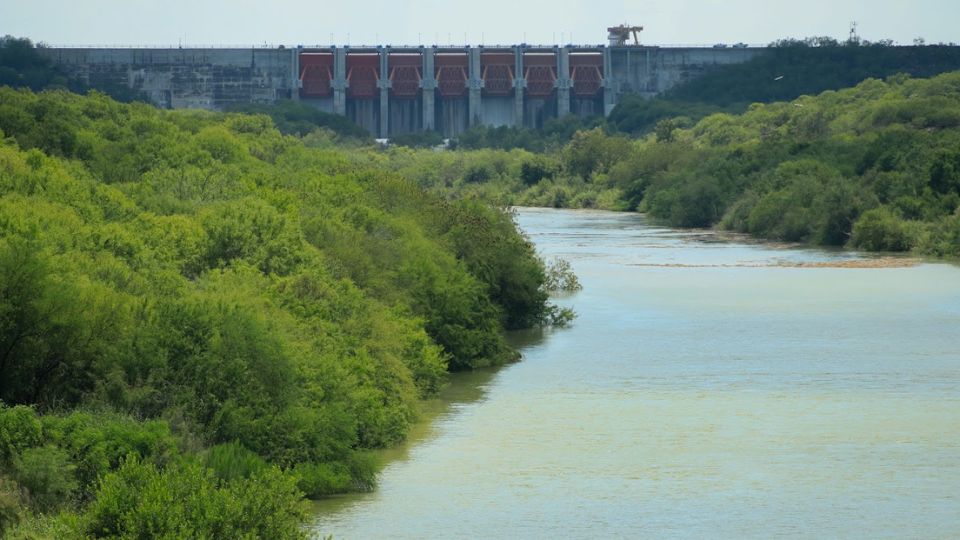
[0,36,75,93]
[617,72,960,255]
[610,39,960,135]
[388,72,960,256]
[226,100,372,141]
[0,36,147,104]
[367,130,630,210]
[0,87,564,537]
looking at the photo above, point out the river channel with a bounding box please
[311,207,960,539]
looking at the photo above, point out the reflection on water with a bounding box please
[311,367,501,517]
[311,208,960,539]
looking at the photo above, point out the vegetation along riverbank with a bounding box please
[0,82,574,537]
[1,33,960,538]
[376,69,960,258]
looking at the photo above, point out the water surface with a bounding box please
[312,208,960,539]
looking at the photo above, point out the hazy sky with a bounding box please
[2,0,957,47]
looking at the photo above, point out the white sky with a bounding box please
[2,0,957,47]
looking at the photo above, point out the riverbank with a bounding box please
[311,207,960,539]
[0,88,559,538]
[365,72,960,261]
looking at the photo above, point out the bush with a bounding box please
[563,128,632,180]
[0,477,22,534]
[0,84,563,530]
[0,405,42,465]
[543,258,582,292]
[13,446,77,512]
[82,459,307,540]
[203,442,268,483]
[918,211,960,257]
[389,131,444,149]
[851,207,916,251]
[40,412,179,499]
[291,462,352,498]
[647,178,724,228]
[227,100,370,140]
[463,163,492,183]
[520,157,555,186]
[292,452,378,499]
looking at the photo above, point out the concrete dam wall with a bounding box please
[39,45,763,137]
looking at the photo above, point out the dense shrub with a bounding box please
[0,84,562,532]
[389,130,444,148]
[603,72,960,257]
[82,459,307,540]
[292,452,377,498]
[227,100,370,140]
[12,446,77,512]
[851,207,916,251]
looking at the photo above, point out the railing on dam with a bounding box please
[47,42,771,50]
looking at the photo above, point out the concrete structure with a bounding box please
[39,45,764,137]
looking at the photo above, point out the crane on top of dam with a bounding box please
[607,24,644,46]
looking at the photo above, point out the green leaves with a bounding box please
[83,459,308,540]
[851,207,917,251]
[0,84,557,531]
[622,72,960,257]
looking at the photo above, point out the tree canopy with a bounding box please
[0,86,563,537]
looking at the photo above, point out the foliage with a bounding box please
[520,156,556,186]
[12,446,77,513]
[667,40,960,107]
[292,452,377,498]
[454,115,605,152]
[0,477,20,535]
[0,406,42,466]
[0,36,147,103]
[603,71,960,256]
[0,84,562,531]
[389,130,445,149]
[608,41,960,138]
[203,442,269,483]
[850,207,917,251]
[563,128,633,180]
[543,258,582,292]
[226,100,371,140]
[396,70,960,259]
[80,459,307,540]
[0,36,73,92]
[609,97,722,135]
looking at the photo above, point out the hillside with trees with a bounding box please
[612,71,960,255]
[609,39,960,135]
[0,87,565,537]
[388,71,960,257]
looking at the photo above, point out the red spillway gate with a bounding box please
[524,52,556,97]
[347,54,379,99]
[570,53,603,97]
[299,52,333,98]
[481,53,514,96]
[389,54,422,98]
[435,53,468,97]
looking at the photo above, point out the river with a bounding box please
[311,208,960,539]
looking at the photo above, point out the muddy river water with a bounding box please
[311,208,960,539]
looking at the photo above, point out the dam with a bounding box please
[38,44,763,137]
